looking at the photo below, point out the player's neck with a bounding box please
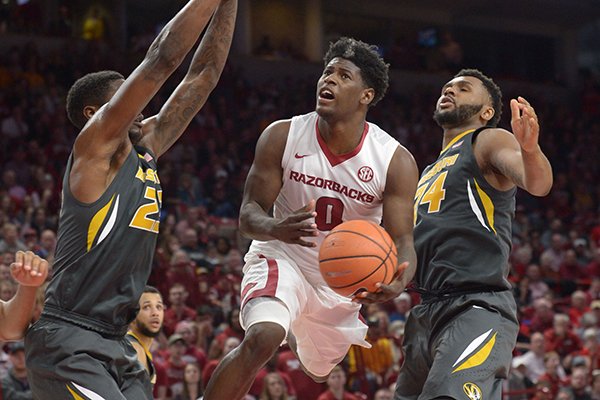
[132,328,155,349]
[441,123,481,149]
[317,115,366,155]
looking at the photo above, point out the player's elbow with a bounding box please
[526,178,553,197]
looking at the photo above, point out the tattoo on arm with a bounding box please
[154,0,237,154]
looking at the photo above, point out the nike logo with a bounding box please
[295,153,309,159]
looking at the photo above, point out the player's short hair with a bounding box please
[66,70,124,130]
[323,37,389,106]
[454,69,502,127]
[143,285,161,295]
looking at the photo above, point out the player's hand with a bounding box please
[270,200,318,247]
[352,261,409,304]
[510,96,540,153]
[10,250,49,287]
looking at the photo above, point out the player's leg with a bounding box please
[417,301,518,400]
[204,256,306,399]
[26,320,148,400]
[393,306,432,400]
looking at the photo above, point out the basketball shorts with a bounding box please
[240,254,370,377]
[25,317,153,400]
[394,291,518,400]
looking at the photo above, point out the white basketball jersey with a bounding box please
[246,112,400,286]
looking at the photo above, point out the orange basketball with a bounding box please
[318,220,398,297]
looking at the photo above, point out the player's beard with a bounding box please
[433,103,483,128]
[136,320,161,338]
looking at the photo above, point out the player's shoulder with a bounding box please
[473,126,519,155]
[366,120,400,147]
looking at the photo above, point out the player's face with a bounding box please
[433,76,492,128]
[134,292,164,338]
[316,57,371,118]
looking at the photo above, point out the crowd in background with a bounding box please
[0,29,599,399]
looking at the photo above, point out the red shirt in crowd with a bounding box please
[163,306,197,336]
[543,329,582,358]
[317,390,361,400]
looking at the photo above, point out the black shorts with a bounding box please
[25,318,152,400]
[394,291,518,400]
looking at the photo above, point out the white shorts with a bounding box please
[240,254,370,377]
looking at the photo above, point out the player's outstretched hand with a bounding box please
[352,261,409,304]
[10,250,49,287]
[510,96,540,153]
[271,200,318,247]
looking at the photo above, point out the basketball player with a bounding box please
[204,37,419,399]
[24,1,237,399]
[0,251,48,340]
[395,69,553,399]
[127,286,165,391]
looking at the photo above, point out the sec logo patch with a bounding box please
[358,166,374,182]
[463,382,482,400]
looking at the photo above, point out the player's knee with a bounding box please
[242,322,285,361]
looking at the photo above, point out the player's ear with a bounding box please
[481,105,494,123]
[83,105,98,121]
[361,88,375,106]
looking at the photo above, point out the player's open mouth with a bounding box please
[439,96,454,107]
[319,88,335,101]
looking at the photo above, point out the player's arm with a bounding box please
[0,251,49,340]
[477,97,553,196]
[239,121,318,247]
[72,0,220,170]
[140,0,237,158]
[354,146,419,304]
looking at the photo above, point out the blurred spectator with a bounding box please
[317,365,360,400]
[258,372,289,400]
[163,283,197,337]
[1,341,31,399]
[569,291,592,327]
[202,336,240,387]
[0,223,26,254]
[505,357,533,400]
[516,263,550,306]
[374,387,393,400]
[347,316,394,397]
[277,345,325,400]
[564,366,592,400]
[544,313,583,360]
[162,334,189,399]
[536,351,567,397]
[591,369,600,400]
[513,332,549,383]
[174,320,207,371]
[174,362,203,400]
[389,292,411,323]
[251,353,295,399]
[529,298,555,334]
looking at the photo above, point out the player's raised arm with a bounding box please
[0,251,48,340]
[73,0,220,162]
[141,0,238,158]
[354,146,419,304]
[239,121,318,246]
[478,97,552,197]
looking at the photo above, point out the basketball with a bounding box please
[318,220,398,297]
